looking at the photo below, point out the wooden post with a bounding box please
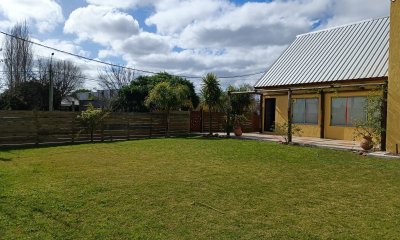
[149,112,153,138]
[259,93,263,133]
[71,114,75,144]
[33,110,39,145]
[127,115,130,140]
[201,108,204,133]
[287,89,293,143]
[320,91,325,139]
[101,123,104,142]
[227,92,231,137]
[381,81,388,151]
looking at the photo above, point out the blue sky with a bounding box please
[0,0,390,90]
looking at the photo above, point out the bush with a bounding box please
[77,104,109,142]
[275,122,303,144]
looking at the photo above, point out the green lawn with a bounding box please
[1,137,400,239]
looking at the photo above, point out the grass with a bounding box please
[1,137,400,239]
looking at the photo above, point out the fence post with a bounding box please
[71,114,75,144]
[127,115,130,141]
[33,110,39,145]
[187,111,190,135]
[201,109,204,133]
[101,122,104,142]
[149,112,153,138]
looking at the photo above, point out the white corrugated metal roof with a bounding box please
[255,17,389,88]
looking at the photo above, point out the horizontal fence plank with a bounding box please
[0,110,190,147]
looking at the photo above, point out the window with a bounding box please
[292,98,319,124]
[331,96,367,126]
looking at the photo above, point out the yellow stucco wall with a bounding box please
[324,91,371,141]
[387,1,400,153]
[262,89,383,141]
[264,93,321,138]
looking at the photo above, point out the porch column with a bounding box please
[287,89,293,143]
[320,90,325,139]
[381,81,388,151]
[259,93,263,133]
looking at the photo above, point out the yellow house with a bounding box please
[254,1,400,153]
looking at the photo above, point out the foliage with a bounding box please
[201,73,222,111]
[232,114,248,128]
[145,82,191,137]
[228,84,256,115]
[275,122,303,143]
[112,72,199,112]
[222,85,256,132]
[353,91,384,146]
[77,104,109,142]
[98,65,135,92]
[2,21,34,91]
[36,58,84,99]
[201,73,222,135]
[0,81,61,110]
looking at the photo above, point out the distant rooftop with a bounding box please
[255,17,389,88]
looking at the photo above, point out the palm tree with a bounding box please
[201,73,222,135]
[145,82,191,137]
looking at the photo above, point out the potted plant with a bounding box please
[233,114,247,136]
[353,92,384,151]
[225,85,256,136]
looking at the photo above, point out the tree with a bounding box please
[228,84,256,116]
[112,73,199,112]
[2,21,34,91]
[145,82,191,137]
[0,81,61,110]
[353,91,385,147]
[36,58,84,99]
[201,73,222,135]
[223,85,256,135]
[77,104,109,142]
[98,65,135,92]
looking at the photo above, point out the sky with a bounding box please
[0,0,391,90]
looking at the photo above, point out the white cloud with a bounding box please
[324,0,390,28]
[0,0,64,32]
[146,0,234,34]
[63,0,391,89]
[116,32,172,57]
[64,5,140,46]
[86,0,157,9]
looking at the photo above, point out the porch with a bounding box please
[227,132,363,151]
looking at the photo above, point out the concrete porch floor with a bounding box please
[226,132,364,151]
[197,132,400,159]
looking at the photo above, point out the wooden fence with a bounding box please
[0,111,190,147]
[192,111,260,133]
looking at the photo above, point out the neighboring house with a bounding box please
[61,89,119,111]
[254,1,400,153]
[60,96,79,111]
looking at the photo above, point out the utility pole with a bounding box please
[49,53,54,111]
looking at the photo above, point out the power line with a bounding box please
[0,30,266,80]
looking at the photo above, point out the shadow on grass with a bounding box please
[0,134,211,151]
[0,157,12,162]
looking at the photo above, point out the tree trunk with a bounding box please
[90,130,94,143]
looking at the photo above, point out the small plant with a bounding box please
[77,104,109,142]
[275,122,302,144]
[232,114,247,128]
[352,91,384,150]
